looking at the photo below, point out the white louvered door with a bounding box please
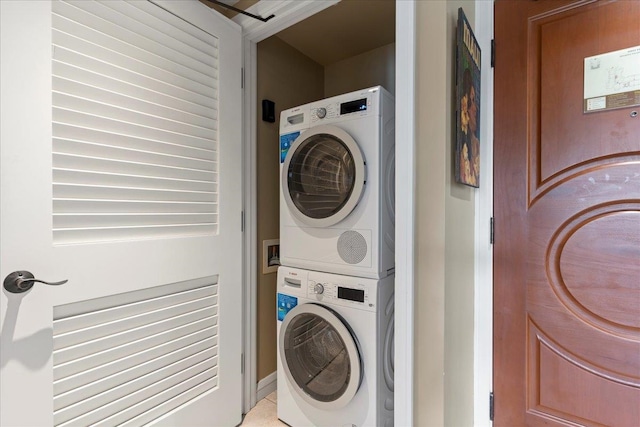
[0,1,242,426]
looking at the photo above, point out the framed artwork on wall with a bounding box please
[262,239,280,274]
[455,7,481,188]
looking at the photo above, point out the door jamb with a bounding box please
[237,1,340,413]
[395,2,416,426]
[473,1,494,425]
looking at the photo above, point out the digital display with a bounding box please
[340,98,367,115]
[338,286,365,303]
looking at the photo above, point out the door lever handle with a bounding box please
[3,270,68,293]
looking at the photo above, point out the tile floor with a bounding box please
[240,391,287,426]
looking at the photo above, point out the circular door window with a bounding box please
[282,125,365,227]
[279,303,362,409]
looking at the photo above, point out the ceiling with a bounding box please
[201,0,395,66]
[274,0,395,66]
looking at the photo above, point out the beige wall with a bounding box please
[415,1,476,426]
[256,36,324,381]
[324,43,396,97]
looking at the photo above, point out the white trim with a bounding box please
[241,1,417,421]
[395,2,416,427]
[241,0,342,416]
[473,1,494,426]
[242,39,258,414]
[256,371,277,402]
[233,1,339,43]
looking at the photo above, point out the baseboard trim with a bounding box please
[256,371,277,402]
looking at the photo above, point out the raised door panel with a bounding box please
[494,0,640,425]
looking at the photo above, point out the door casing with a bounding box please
[237,3,495,427]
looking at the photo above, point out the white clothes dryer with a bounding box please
[276,266,394,427]
[279,86,395,279]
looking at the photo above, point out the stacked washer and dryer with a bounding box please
[276,86,395,427]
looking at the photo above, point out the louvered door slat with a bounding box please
[53,139,216,171]
[54,295,217,349]
[53,109,217,150]
[53,213,217,229]
[56,361,218,426]
[54,170,216,193]
[52,29,217,97]
[53,154,216,182]
[53,200,217,214]
[54,324,217,394]
[53,224,218,244]
[54,307,217,365]
[53,95,217,141]
[52,0,220,244]
[53,78,217,130]
[53,279,220,426]
[52,47,217,109]
[53,123,217,160]
[81,1,219,69]
[54,340,217,411]
[53,62,217,121]
[54,350,217,425]
[52,8,218,86]
[55,285,216,334]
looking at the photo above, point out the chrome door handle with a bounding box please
[3,270,68,293]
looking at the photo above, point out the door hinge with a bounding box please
[491,39,495,68]
[489,392,494,421]
[241,353,244,374]
[241,67,244,89]
[490,217,495,244]
[241,211,245,232]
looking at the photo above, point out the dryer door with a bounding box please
[282,124,365,227]
[279,303,363,410]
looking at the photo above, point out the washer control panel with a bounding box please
[307,280,374,309]
[310,96,372,122]
[279,266,379,311]
[311,103,339,122]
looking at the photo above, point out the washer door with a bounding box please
[279,303,363,410]
[282,124,365,227]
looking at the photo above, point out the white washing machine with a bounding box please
[279,86,395,279]
[276,266,394,427]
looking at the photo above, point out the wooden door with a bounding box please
[0,1,242,425]
[494,0,640,425]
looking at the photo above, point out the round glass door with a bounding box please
[279,303,362,409]
[282,125,365,227]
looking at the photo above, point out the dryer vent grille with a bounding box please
[337,231,367,264]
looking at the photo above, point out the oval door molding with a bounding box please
[547,203,640,338]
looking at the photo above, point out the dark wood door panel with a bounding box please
[529,0,640,202]
[528,321,639,426]
[495,0,640,425]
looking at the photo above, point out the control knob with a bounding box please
[313,283,325,295]
[316,107,327,119]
